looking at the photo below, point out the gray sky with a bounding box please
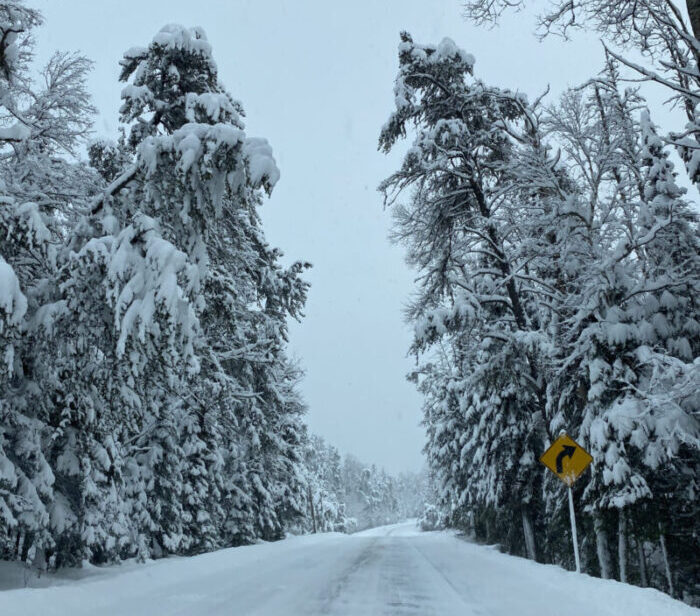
[33,1,683,473]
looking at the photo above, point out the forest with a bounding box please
[383,0,699,605]
[1,0,699,609]
[0,2,425,571]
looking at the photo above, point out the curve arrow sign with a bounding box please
[555,445,576,473]
[540,434,593,486]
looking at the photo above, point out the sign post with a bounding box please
[540,432,593,573]
[567,485,580,573]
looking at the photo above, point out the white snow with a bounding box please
[185,92,239,123]
[397,37,475,69]
[0,521,695,616]
[0,255,27,326]
[244,137,281,189]
[0,122,31,142]
[152,24,213,60]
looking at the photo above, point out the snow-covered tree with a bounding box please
[302,435,350,533]
[2,11,313,567]
[108,23,309,553]
[382,29,699,600]
[0,0,98,568]
[379,32,555,560]
[463,0,700,185]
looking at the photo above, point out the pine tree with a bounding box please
[0,1,98,568]
[381,30,698,596]
[112,23,309,553]
[379,32,556,560]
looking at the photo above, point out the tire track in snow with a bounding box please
[314,533,480,615]
[408,537,492,616]
[316,536,384,614]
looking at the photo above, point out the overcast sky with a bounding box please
[32,1,684,473]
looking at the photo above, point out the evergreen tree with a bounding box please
[379,32,552,560]
[0,0,97,568]
[382,31,699,599]
[112,23,309,553]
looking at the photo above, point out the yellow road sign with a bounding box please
[540,433,593,487]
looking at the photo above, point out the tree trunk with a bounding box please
[14,531,22,560]
[687,1,700,40]
[594,513,612,579]
[307,485,317,534]
[522,508,537,561]
[618,509,627,583]
[659,530,674,596]
[637,537,648,587]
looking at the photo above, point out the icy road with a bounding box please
[1,521,696,616]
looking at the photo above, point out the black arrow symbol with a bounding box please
[555,445,576,473]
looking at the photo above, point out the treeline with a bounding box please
[301,434,430,534]
[0,3,313,568]
[379,9,699,607]
[0,4,428,569]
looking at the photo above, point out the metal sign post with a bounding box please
[540,432,592,573]
[567,486,581,573]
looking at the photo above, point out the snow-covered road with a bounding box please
[1,521,696,616]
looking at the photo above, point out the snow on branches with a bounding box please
[383,31,700,598]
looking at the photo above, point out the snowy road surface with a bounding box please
[1,521,697,616]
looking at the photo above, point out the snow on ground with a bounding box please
[352,518,423,537]
[0,521,697,616]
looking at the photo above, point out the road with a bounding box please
[0,521,696,616]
